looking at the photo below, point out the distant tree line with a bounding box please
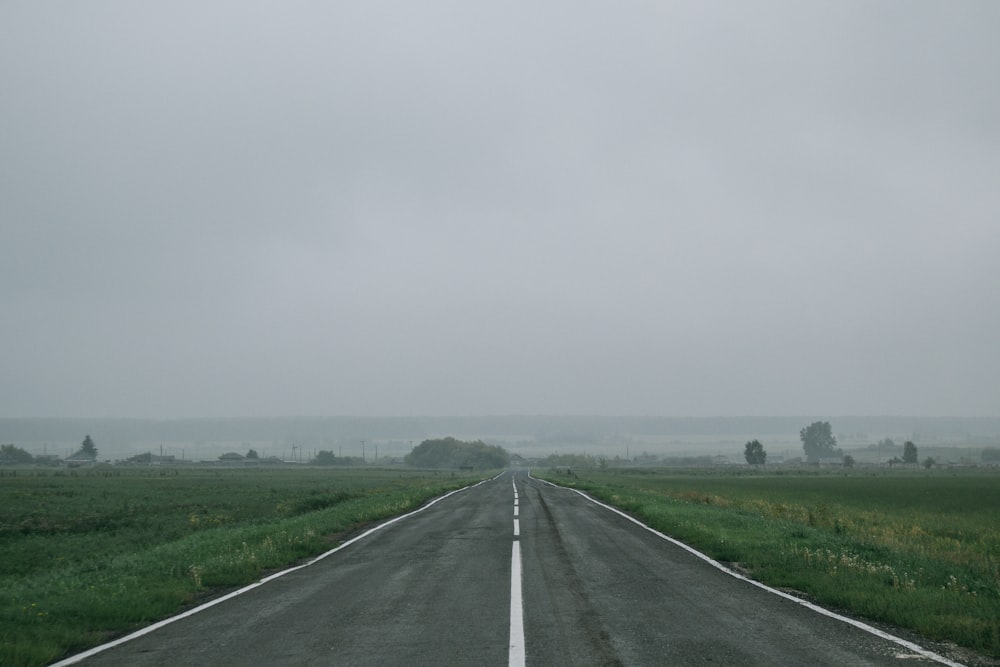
[797,422,933,467]
[982,448,1000,463]
[404,437,510,470]
[0,436,96,465]
[0,444,35,465]
[310,450,365,466]
[544,453,605,468]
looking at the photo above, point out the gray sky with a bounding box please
[2,2,998,419]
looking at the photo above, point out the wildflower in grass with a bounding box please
[800,547,915,589]
[22,602,48,622]
[944,575,971,594]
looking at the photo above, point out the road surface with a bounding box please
[60,470,963,666]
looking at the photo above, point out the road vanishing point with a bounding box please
[56,470,965,666]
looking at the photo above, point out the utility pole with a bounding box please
[361,440,366,463]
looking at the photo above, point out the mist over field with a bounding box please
[2,3,998,420]
[4,416,1000,465]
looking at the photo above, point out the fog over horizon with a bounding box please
[2,2,998,420]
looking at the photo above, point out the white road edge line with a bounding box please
[531,474,964,667]
[51,474,503,667]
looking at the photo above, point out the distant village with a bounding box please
[3,433,999,471]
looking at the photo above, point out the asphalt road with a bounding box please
[63,470,962,666]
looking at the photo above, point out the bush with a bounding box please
[404,437,509,469]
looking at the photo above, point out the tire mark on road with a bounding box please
[532,486,624,666]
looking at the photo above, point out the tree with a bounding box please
[800,421,838,462]
[876,437,896,451]
[744,439,766,465]
[843,454,855,468]
[404,437,510,469]
[922,457,936,469]
[69,435,98,460]
[0,444,34,464]
[312,450,338,465]
[903,441,918,464]
[246,449,259,460]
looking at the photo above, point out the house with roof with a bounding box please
[64,452,98,467]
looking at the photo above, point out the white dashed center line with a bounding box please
[509,478,525,667]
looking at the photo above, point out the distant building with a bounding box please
[64,452,97,467]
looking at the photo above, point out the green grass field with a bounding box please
[0,466,491,667]
[534,466,1000,659]
[4,465,998,664]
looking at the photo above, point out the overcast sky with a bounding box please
[2,2,998,419]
